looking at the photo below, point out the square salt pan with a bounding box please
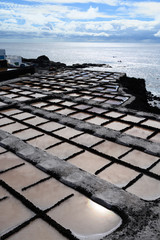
[54,127,81,139]
[38,121,63,132]
[23,178,75,210]
[104,121,130,131]
[68,151,110,174]
[121,150,159,169]
[93,140,130,158]
[142,119,160,129]
[124,126,153,139]
[72,133,103,147]
[27,134,62,150]
[6,219,68,240]
[0,194,34,236]
[126,175,160,201]
[0,163,48,191]
[97,163,139,188]
[0,151,23,172]
[46,142,82,160]
[14,128,42,140]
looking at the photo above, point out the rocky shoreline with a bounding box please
[22,55,112,71]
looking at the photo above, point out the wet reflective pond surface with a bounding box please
[48,194,122,240]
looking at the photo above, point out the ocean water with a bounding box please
[1,42,160,97]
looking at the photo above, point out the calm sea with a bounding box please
[1,42,160,97]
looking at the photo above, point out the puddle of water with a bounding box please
[6,219,68,240]
[48,193,122,240]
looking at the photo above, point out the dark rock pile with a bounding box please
[120,74,160,114]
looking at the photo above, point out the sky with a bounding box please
[0,0,160,42]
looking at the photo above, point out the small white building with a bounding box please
[6,55,22,67]
[0,49,6,60]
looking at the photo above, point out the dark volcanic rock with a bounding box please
[120,74,160,114]
[22,55,66,70]
[36,55,50,67]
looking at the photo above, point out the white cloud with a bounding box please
[154,30,160,37]
[85,22,113,31]
[133,2,160,20]
[24,0,119,6]
[117,1,160,21]
[67,6,115,20]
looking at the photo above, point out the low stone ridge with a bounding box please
[0,69,159,240]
